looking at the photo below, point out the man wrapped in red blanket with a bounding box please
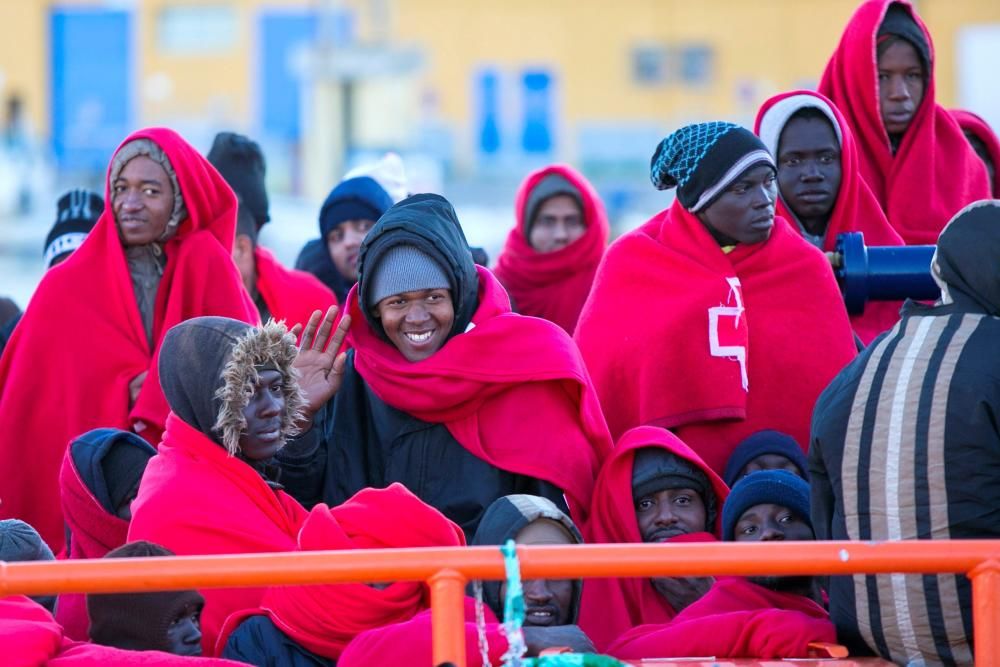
[575,122,857,474]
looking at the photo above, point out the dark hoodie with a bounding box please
[277,195,567,539]
[470,494,584,624]
[809,200,1000,664]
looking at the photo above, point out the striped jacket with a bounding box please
[809,301,1000,667]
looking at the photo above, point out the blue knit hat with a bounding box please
[319,176,394,240]
[722,470,811,541]
[650,122,774,212]
[722,430,809,488]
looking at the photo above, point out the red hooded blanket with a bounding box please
[755,89,905,344]
[607,577,836,660]
[818,0,990,245]
[578,426,730,652]
[492,165,609,334]
[574,202,856,473]
[128,413,307,655]
[951,108,1000,196]
[0,128,257,551]
[337,598,509,667]
[346,266,613,526]
[216,484,465,658]
[1,595,243,667]
[254,245,337,329]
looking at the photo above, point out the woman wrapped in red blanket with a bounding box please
[608,470,836,660]
[818,0,990,244]
[493,164,609,334]
[575,122,857,474]
[755,90,904,344]
[128,316,327,655]
[0,128,257,552]
[578,426,730,652]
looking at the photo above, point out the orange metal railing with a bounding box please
[2,540,999,666]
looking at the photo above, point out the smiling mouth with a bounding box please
[404,331,434,344]
[524,607,559,626]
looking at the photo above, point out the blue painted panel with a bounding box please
[50,9,131,171]
[475,68,501,155]
[259,12,319,141]
[521,70,553,154]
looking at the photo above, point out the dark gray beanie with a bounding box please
[367,244,451,308]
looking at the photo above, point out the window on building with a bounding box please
[157,6,238,55]
[680,45,714,86]
[632,45,669,85]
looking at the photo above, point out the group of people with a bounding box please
[0,1,998,665]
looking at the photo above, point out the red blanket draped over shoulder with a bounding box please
[818,0,990,245]
[0,128,257,551]
[216,484,465,658]
[578,426,730,652]
[950,109,1000,196]
[574,202,856,473]
[346,266,613,527]
[607,578,836,660]
[492,165,609,334]
[2,595,243,667]
[755,89,905,343]
[254,245,337,328]
[128,413,307,655]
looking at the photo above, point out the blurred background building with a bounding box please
[1,0,999,303]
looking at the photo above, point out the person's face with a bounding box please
[231,234,256,291]
[238,369,285,461]
[738,454,804,481]
[964,130,997,193]
[776,116,842,229]
[696,164,776,246]
[528,195,586,254]
[635,487,708,543]
[327,219,375,281]
[733,503,814,543]
[165,602,203,656]
[113,155,174,247]
[500,520,576,627]
[878,40,925,137]
[113,478,142,520]
[375,288,455,362]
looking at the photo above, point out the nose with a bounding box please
[653,504,679,527]
[752,183,775,209]
[552,220,570,242]
[523,578,554,603]
[759,523,786,542]
[344,226,365,247]
[184,620,202,644]
[404,302,431,325]
[259,390,282,418]
[801,161,823,182]
[887,76,910,101]
[119,189,142,211]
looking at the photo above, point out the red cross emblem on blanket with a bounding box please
[708,276,748,391]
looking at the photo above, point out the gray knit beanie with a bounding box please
[0,519,55,562]
[110,138,187,240]
[367,244,451,308]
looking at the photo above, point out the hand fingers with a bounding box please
[328,313,352,353]
[289,322,303,342]
[331,350,348,376]
[299,310,322,350]
[312,305,339,353]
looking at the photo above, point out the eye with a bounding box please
[764,174,776,186]
[674,495,691,506]
[731,184,750,195]
[113,184,127,194]
[636,498,654,512]
[782,157,799,167]
[740,524,757,535]
[359,220,375,232]
[143,187,159,196]
[878,72,889,82]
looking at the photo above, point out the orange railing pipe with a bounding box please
[3,540,1000,666]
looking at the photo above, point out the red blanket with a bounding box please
[951,108,1000,196]
[2,595,242,667]
[493,164,609,334]
[818,0,990,245]
[0,128,257,551]
[578,426,730,652]
[337,598,508,667]
[346,266,613,526]
[254,245,337,329]
[128,413,307,655]
[216,484,465,658]
[607,577,836,659]
[574,201,856,473]
[755,89,905,344]
[55,449,129,640]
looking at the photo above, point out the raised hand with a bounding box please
[292,306,352,420]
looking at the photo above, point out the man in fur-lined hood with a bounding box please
[157,316,305,472]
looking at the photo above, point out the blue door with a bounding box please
[50,8,131,172]
[475,68,502,155]
[259,12,319,142]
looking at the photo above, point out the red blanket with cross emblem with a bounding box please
[574,200,856,473]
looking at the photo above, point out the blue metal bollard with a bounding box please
[835,232,940,315]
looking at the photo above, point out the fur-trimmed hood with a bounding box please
[159,317,305,456]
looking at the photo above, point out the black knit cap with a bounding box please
[878,3,930,72]
[207,132,269,229]
[88,541,204,652]
[44,189,103,268]
[650,122,774,212]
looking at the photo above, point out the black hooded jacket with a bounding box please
[809,201,1000,664]
[278,195,567,539]
[470,494,584,624]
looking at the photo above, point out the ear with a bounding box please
[234,233,253,257]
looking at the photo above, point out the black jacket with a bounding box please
[222,615,333,667]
